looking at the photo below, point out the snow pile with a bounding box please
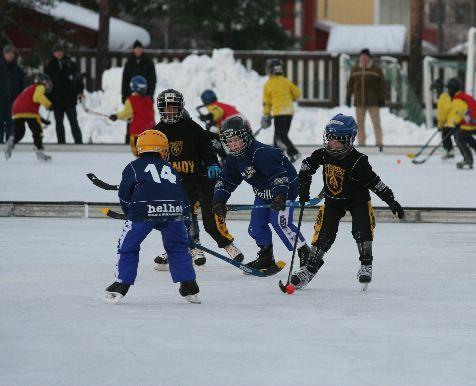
[30,48,430,145]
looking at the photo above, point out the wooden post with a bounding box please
[96,0,110,91]
[408,0,423,99]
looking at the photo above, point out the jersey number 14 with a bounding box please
[145,164,177,184]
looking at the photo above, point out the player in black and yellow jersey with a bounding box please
[153,89,243,269]
[290,114,405,290]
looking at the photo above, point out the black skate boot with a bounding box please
[179,280,201,304]
[291,248,324,289]
[245,245,275,270]
[297,244,311,268]
[456,159,474,169]
[105,281,130,304]
[441,150,455,160]
[154,253,169,271]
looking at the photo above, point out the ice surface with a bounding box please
[1,149,475,208]
[1,218,475,385]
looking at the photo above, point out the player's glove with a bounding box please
[387,198,404,219]
[298,173,312,204]
[212,201,227,218]
[41,117,51,126]
[270,194,287,211]
[109,114,118,121]
[261,115,272,129]
[207,165,221,179]
[46,104,54,111]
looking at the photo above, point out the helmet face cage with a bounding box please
[323,131,355,158]
[157,90,184,124]
[266,59,284,75]
[34,73,53,93]
[219,116,252,157]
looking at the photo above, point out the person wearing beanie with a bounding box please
[120,39,156,144]
[0,44,26,143]
[45,42,84,144]
[346,48,387,151]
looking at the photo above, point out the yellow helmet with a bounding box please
[136,130,169,159]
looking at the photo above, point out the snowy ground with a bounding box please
[1,147,475,207]
[1,218,475,385]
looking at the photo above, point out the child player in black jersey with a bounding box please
[291,114,405,291]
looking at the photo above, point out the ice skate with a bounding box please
[224,242,244,262]
[456,160,473,169]
[154,253,169,271]
[245,245,275,271]
[357,265,372,291]
[4,136,14,160]
[179,280,201,304]
[34,146,52,162]
[297,244,311,268]
[191,248,206,268]
[290,256,324,289]
[441,150,455,160]
[104,282,130,304]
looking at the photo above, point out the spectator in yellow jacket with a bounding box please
[444,78,476,169]
[261,58,301,163]
[431,78,454,159]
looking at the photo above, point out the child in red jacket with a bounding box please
[109,75,155,156]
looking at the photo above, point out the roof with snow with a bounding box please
[324,24,406,54]
[34,2,150,49]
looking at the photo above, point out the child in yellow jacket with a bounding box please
[431,78,454,159]
[261,58,301,163]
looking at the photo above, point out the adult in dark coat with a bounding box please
[121,40,157,143]
[0,45,26,143]
[45,42,84,144]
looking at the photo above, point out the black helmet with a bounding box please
[266,58,284,75]
[219,115,252,157]
[34,73,53,94]
[157,89,185,124]
[430,78,444,95]
[446,78,463,98]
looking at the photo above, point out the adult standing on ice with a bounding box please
[45,42,84,144]
[346,49,386,152]
[0,44,26,144]
[213,115,312,272]
[121,40,157,144]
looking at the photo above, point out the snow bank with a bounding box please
[30,49,430,145]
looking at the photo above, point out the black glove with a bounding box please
[378,99,385,107]
[346,97,351,108]
[388,198,404,219]
[46,104,54,111]
[109,114,118,121]
[41,118,51,126]
[270,194,287,211]
[298,174,312,204]
[212,201,227,218]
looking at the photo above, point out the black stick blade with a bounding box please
[278,280,288,293]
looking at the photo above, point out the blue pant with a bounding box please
[248,196,305,251]
[0,99,13,142]
[116,220,196,285]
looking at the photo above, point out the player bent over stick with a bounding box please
[291,114,405,291]
[105,130,201,304]
[212,115,312,272]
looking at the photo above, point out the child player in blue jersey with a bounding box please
[105,129,201,304]
[212,115,312,271]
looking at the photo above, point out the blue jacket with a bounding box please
[118,153,191,222]
[214,139,298,203]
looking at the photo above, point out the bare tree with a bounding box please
[96,0,110,90]
[408,0,423,99]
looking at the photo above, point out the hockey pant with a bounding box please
[248,196,306,250]
[311,201,375,264]
[441,127,455,152]
[455,129,476,163]
[273,115,299,158]
[183,176,233,248]
[116,220,196,285]
[13,117,44,149]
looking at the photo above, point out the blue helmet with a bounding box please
[201,89,217,105]
[130,75,147,95]
[323,113,358,158]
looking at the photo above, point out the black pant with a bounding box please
[0,99,13,143]
[273,115,298,157]
[441,127,454,152]
[455,129,476,163]
[182,175,234,248]
[311,201,375,252]
[13,118,44,149]
[54,106,82,144]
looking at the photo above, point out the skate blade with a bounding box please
[154,263,169,271]
[185,294,201,304]
[104,292,123,304]
[194,264,205,271]
[361,283,369,292]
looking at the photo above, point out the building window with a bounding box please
[454,2,471,23]
[428,2,445,24]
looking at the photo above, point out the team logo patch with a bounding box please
[169,141,183,156]
[241,166,255,180]
[325,164,345,195]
